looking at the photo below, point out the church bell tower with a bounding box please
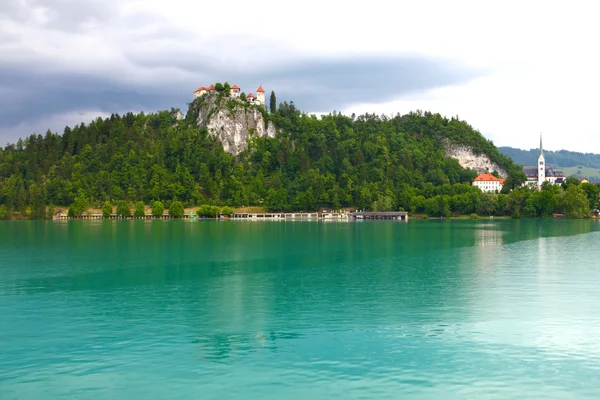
[538,134,545,188]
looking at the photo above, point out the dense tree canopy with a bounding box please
[0,99,596,219]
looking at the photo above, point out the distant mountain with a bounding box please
[499,147,600,182]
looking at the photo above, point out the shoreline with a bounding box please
[2,214,597,222]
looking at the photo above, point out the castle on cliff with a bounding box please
[193,84,265,105]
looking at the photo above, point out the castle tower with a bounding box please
[538,134,545,188]
[193,87,206,99]
[256,85,265,105]
[230,84,240,98]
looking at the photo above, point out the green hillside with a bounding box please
[1,88,597,219]
[499,146,600,182]
[564,166,600,182]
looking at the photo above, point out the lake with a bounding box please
[1,219,600,399]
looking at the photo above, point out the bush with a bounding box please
[68,197,86,218]
[46,205,55,220]
[470,213,480,219]
[197,204,220,218]
[0,205,9,220]
[134,201,145,218]
[196,205,210,218]
[116,200,131,218]
[221,206,233,216]
[169,200,185,218]
[102,201,112,218]
[151,201,164,217]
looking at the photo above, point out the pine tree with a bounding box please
[269,91,277,114]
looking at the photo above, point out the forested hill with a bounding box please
[499,146,600,168]
[499,146,600,182]
[0,96,563,220]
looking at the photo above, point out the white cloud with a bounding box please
[344,68,600,153]
[1,0,599,152]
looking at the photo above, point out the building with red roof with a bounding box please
[255,86,265,104]
[472,173,505,193]
[230,84,241,98]
[192,83,266,105]
[193,86,208,99]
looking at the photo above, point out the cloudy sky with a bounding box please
[1,0,598,152]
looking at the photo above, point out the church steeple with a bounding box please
[538,133,545,189]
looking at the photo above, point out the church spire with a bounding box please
[539,133,544,158]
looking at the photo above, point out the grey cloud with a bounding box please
[0,54,481,143]
[259,56,479,111]
[0,1,482,143]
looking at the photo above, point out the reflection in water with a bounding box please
[1,220,600,399]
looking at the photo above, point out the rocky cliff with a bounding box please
[443,139,508,177]
[188,93,276,156]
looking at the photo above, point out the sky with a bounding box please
[1,0,599,152]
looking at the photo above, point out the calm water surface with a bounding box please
[1,220,600,399]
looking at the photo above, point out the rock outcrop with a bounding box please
[443,140,507,177]
[188,93,276,156]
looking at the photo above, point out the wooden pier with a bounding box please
[350,211,408,221]
[53,211,408,221]
[53,213,194,220]
[230,212,324,220]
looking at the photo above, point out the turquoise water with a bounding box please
[1,220,600,399]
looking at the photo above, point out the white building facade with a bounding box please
[473,173,505,192]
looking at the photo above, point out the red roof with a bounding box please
[208,84,215,90]
[474,173,503,182]
[256,85,265,92]
[231,84,240,89]
[246,93,254,98]
[194,86,205,92]
[500,178,506,184]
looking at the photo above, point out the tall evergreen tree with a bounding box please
[269,91,277,114]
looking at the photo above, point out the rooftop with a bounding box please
[474,173,503,182]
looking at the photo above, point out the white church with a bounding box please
[193,84,266,105]
[522,135,566,189]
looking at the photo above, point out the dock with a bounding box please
[350,211,408,221]
[52,211,408,221]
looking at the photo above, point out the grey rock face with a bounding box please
[443,140,508,177]
[191,94,276,156]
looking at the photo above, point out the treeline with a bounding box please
[409,178,597,218]
[499,146,600,169]
[1,99,597,220]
